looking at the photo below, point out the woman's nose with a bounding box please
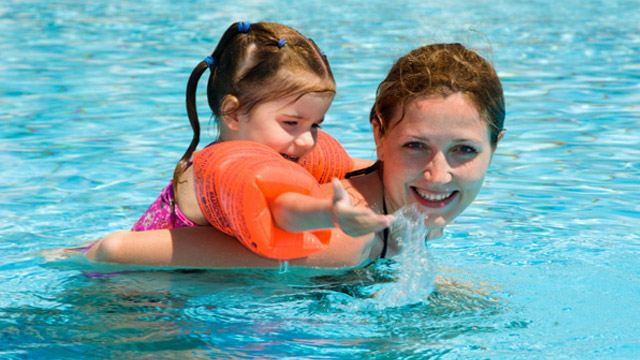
[423,152,452,183]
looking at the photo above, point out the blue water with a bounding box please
[2,0,639,358]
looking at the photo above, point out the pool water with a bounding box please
[1,0,639,358]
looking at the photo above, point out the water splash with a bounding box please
[278,260,289,274]
[370,204,436,308]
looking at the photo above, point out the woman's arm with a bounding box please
[86,227,280,268]
[86,226,376,269]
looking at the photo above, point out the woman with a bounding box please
[86,43,505,269]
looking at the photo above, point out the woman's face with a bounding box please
[376,93,496,229]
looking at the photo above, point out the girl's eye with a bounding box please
[282,120,298,127]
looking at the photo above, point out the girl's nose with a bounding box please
[294,130,316,151]
[423,152,453,184]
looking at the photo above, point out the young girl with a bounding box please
[130,21,363,233]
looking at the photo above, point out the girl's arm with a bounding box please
[270,179,393,237]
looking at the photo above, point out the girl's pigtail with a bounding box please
[172,59,211,193]
[171,21,246,194]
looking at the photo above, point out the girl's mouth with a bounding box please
[280,153,300,162]
[411,187,458,208]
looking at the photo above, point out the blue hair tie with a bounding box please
[277,38,287,48]
[203,56,215,68]
[237,21,251,33]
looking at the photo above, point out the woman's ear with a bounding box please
[490,129,506,156]
[371,118,384,161]
[492,129,506,151]
[220,95,241,131]
[497,129,506,144]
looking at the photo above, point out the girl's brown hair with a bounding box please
[370,43,504,147]
[173,21,335,190]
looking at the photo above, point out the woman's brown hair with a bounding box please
[370,43,504,147]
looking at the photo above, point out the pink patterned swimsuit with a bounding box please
[131,181,196,231]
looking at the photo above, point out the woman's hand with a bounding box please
[331,178,394,237]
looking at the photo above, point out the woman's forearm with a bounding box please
[85,226,373,269]
[86,227,279,268]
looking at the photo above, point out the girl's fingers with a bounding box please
[331,180,394,236]
[383,214,395,227]
[342,211,394,236]
[331,178,351,206]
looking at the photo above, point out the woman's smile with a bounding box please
[411,187,459,208]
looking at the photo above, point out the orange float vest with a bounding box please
[299,130,354,183]
[193,141,333,260]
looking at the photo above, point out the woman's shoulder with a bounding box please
[341,170,384,213]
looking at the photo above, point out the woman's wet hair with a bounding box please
[173,21,335,189]
[370,43,504,147]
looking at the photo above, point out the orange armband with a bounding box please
[192,141,331,260]
[299,130,354,184]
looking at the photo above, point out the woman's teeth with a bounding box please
[415,188,453,201]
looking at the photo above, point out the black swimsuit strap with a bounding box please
[345,161,389,259]
[380,191,389,259]
[345,160,381,179]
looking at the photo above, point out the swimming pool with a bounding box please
[1,0,639,358]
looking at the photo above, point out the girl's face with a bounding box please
[234,92,334,162]
[376,93,497,228]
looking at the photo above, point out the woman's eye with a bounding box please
[453,145,478,155]
[403,141,426,150]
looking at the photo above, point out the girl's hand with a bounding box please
[331,178,394,237]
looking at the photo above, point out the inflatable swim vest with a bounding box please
[193,141,332,260]
[299,130,353,184]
